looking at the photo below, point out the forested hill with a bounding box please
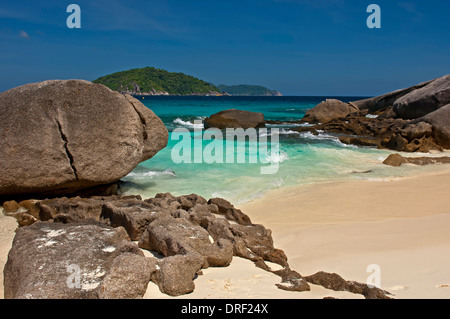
[93,67,220,95]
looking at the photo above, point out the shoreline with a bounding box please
[238,167,450,299]
[1,165,450,299]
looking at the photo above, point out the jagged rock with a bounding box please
[401,122,433,140]
[17,200,41,219]
[152,253,205,296]
[383,153,450,167]
[2,200,20,214]
[138,215,233,268]
[297,76,450,152]
[38,197,107,222]
[3,221,140,299]
[393,75,450,119]
[97,253,157,299]
[204,109,265,129]
[12,212,37,227]
[274,268,311,292]
[6,193,383,299]
[201,215,288,268]
[301,99,359,124]
[339,136,382,148]
[101,200,162,241]
[229,224,288,267]
[413,103,450,149]
[304,271,392,299]
[0,80,168,197]
[207,197,252,225]
[384,134,409,151]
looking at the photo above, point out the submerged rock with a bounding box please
[0,80,168,198]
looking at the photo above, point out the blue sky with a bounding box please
[0,0,449,95]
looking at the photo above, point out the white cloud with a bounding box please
[19,30,30,39]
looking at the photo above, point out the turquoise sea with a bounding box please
[120,96,443,205]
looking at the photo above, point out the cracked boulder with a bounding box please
[0,80,168,197]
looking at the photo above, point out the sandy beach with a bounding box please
[1,166,450,299]
[144,166,450,299]
[239,167,450,299]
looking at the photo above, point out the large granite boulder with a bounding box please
[350,79,434,113]
[3,221,146,299]
[0,80,168,197]
[393,75,450,119]
[204,109,265,129]
[301,99,359,124]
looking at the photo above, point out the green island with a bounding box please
[93,67,220,96]
[93,67,281,96]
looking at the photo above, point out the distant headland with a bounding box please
[93,67,282,96]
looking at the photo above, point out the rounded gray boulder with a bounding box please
[0,80,168,197]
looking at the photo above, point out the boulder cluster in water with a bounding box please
[2,193,391,299]
[272,74,450,154]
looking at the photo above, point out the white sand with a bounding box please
[0,213,17,299]
[239,168,450,299]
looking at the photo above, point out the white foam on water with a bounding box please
[262,150,289,164]
[173,117,204,129]
[127,169,176,179]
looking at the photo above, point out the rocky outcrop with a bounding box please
[204,109,265,129]
[393,75,450,119]
[3,193,394,299]
[301,99,359,124]
[304,272,392,299]
[295,113,443,153]
[4,193,309,298]
[297,75,450,152]
[0,80,168,198]
[98,253,157,299]
[383,153,450,167]
[413,103,450,149]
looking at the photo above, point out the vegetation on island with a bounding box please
[93,67,282,96]
[93,67,220,95]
